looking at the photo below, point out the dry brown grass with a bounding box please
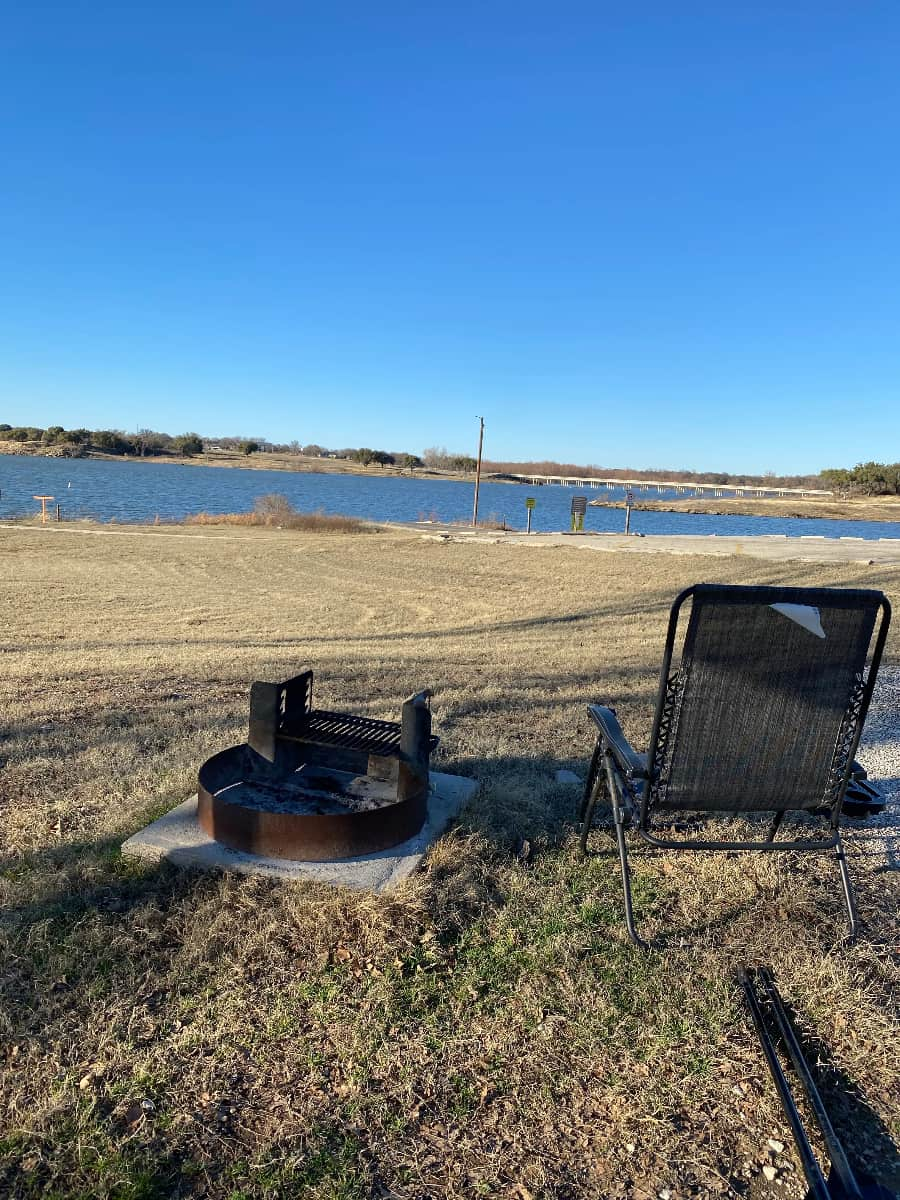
[184,494,372,534]
[0,524,898,1199]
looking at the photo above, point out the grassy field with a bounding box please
[1,524,898,1199]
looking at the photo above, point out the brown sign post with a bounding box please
[33,496,54,525]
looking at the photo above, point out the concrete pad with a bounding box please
[121,771,478,893]
[555,769,583,785]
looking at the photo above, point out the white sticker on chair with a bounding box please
[769,603,826,639]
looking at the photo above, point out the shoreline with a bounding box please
[589,495,900,524]
[5,518,900,565]
[0,442,484,483]
[5,446,900,526]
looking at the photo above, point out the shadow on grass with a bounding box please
[748,983,900,1194]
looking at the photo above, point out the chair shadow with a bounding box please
[577,804,892,950]
[755,983,900,1194]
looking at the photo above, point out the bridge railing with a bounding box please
[504,474,833,499]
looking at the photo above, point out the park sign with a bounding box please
[570,494,587,533]
[525,497,536,509]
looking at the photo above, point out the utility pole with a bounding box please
[471,416,485,527]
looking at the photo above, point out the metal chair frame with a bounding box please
[579,585,891,948]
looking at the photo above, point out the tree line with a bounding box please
[820,462,900,495]
[8,423,890,491]
[0,424,211,457]
[0,425,476,472]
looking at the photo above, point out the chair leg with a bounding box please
[766,811,786,843]
[579,773,603,857]
[834,832,859,941]
[579,737,604,825]
[606,754,648,950]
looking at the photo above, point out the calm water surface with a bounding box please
[1,455,898,541]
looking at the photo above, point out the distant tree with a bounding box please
[239,440,260,456]
[396,453,422,470]
[422,446,449,468]
[820,467,853,493]
[372,450,395,468]
[133,428,168,456]
[449,454,477,472]
[41,425,66,445]
[0,423,10,432]
[302,443,327,457]
[92,430,134,454]
[352,447,376,466]
[173,433,204,457]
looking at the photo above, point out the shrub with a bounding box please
[186,494,371,533]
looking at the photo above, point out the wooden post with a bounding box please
[471,416,484,527]
[56,503,61,522]
[33,495,54,525]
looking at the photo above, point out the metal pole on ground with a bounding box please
[471,416,485,527]
[525,497,535,534]
[624,490,634,534]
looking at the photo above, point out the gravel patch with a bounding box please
[855,665,900,814]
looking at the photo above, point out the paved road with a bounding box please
[407,523,900,565]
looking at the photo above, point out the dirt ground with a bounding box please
[1,524,898,1199]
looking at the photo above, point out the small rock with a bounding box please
[762,1165,777,1182]
[625,1143,636,1153]
[658,1190,671,1200]
[556,769,583,785]
[140,1098,156,1114]
[768,1139,785,1154]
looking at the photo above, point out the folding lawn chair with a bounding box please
[579,584,891,947]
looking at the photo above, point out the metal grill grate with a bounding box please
[281,710,438,757]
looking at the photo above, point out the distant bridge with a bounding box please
[506,474,833,499]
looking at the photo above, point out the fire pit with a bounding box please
[198,670,438,861]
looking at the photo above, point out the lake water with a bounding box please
[1,454,898,541]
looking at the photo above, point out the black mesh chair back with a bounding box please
[581,582,891,945]
[652,586,883,816]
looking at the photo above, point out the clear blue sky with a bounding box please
[2,3,898,474]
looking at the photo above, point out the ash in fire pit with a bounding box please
[198,671,439,861]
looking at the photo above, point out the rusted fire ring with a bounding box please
[197,746,428,861]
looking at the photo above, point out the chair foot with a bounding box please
[834,834,859,941]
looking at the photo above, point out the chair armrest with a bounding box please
[587,705,648,779]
